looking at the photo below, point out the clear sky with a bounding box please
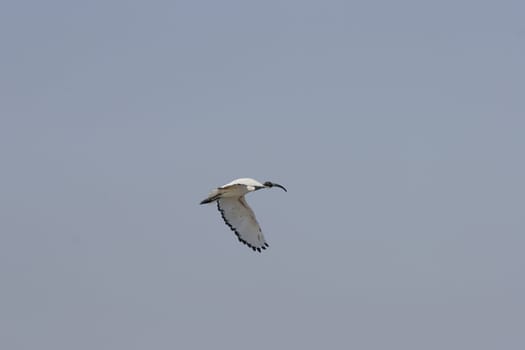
[1,1,524,349]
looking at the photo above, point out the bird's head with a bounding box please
[263,181,287,192]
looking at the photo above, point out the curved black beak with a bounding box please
[264,181,287,192]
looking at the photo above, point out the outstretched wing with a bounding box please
[217,197,269,252]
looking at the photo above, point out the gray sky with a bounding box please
[1,1,524,349]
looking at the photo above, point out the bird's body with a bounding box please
[200,178,287,252]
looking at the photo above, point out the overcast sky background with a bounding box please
[1,1,524,349]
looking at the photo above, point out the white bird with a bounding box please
[200,178,287,252]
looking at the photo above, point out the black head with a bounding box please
[263,181,287,192]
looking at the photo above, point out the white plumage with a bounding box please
[200,178,287,252]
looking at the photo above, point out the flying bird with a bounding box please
[200,178,287,252]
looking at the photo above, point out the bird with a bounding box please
[200,178,287,252]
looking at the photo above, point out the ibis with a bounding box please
[200,178,287,252]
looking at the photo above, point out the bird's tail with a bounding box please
[199,189,222,205]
